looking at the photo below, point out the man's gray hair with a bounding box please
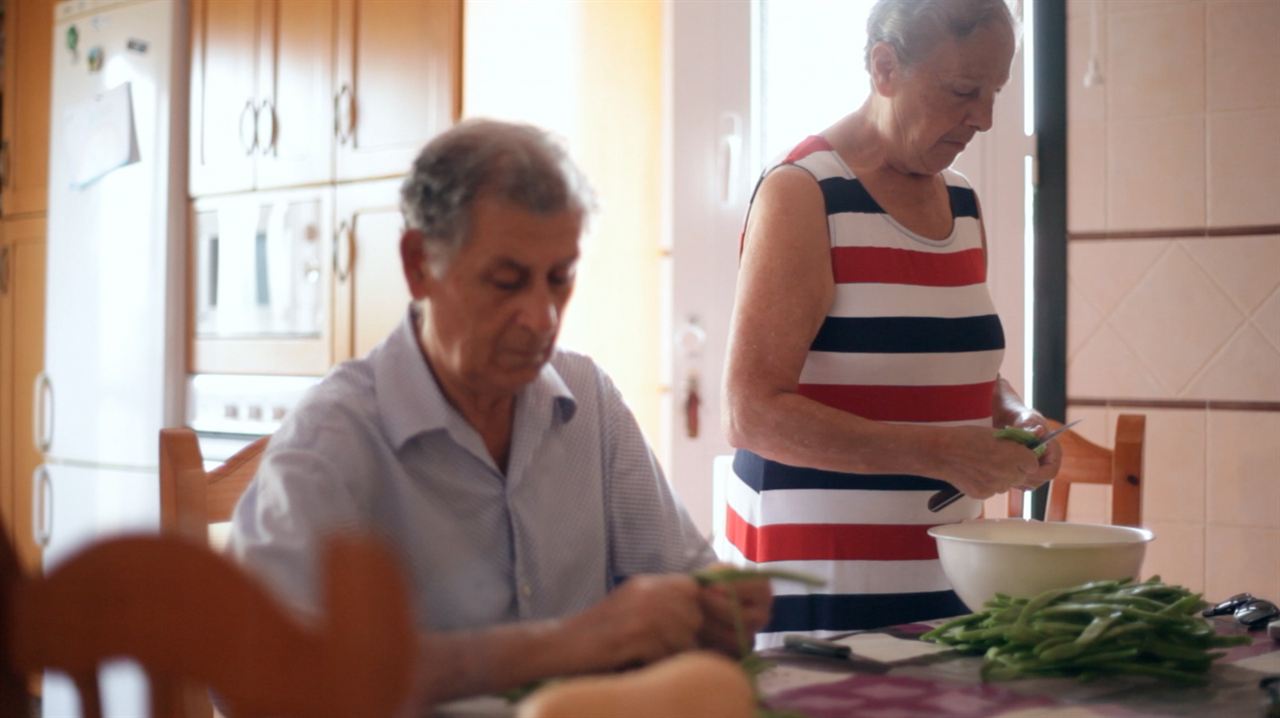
[864,0,1018,71]
[400,119,595,275]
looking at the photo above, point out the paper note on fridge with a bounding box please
[63,82,140,188]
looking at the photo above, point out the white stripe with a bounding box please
[829,214,983,250]
[792,151,846,180]
[799,349,1004,386]
[718,542,955,597]
[726,477,981,527]
[827,282,995,319]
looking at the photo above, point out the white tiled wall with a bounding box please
[1066,0,1280,601]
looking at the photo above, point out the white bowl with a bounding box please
[928,519,1154,612]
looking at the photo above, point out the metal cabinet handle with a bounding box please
[0,245,9,295]
[257,98,277,155]
[238,99,258,155]
[334,220,354,282]
[33,466,53,548]
[334,84,354,145]
[34,372,53,454]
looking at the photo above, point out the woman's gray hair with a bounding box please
[864,0,1018,71]
[400,118,595,275]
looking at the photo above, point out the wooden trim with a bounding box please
[1069,225,1280,241]
[1068,397,1280,412]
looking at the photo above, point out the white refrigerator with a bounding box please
[34,1,186,715]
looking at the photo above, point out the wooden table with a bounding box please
[758,619,1280,717]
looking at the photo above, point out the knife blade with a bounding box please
[926,420,1083,513]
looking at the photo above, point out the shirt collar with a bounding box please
[374,305,577,451]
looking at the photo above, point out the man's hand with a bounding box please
[697,573,772,655]
[563,574,703,671]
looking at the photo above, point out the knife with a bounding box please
[926,419,1083,513]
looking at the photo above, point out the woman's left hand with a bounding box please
[1005,412,1064,489]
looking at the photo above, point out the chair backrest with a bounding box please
[158,427,270,716]
[1007,414,1146,527]
[1,528,416,718]
[160,428,269,543]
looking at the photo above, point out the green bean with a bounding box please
[920,577,1237,685]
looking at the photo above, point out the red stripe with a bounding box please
[831,246,986,286]
[726,506,940,562]
[784,135,834,163]
[796,381,996,423]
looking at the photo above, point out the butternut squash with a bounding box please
[514,651,756,718]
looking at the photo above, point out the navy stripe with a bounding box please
[819,177,884,215]
[811,315,1005,354]
[817,178,980,219]
[764,590,970,633]
[733,451,951,493]
[948,186,979,219]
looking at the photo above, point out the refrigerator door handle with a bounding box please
[239,99,259,155]
[33,465,53,548]
[34,372,53,454]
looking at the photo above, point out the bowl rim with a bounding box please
[928,518,1154,549]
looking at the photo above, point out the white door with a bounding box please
[666,1,1034,534]
[44,0,182,467]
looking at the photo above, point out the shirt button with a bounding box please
[520,583,533,598]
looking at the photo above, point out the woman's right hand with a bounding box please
[927,425,1041,499]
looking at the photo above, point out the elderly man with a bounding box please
[227,119,770,703]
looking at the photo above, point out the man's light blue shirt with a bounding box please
[227,308,714,630]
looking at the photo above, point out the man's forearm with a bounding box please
[417,617,594,703]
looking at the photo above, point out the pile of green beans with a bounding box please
[921,577,1251,685]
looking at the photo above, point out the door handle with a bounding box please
[257,98,277,155]
[33,465,53,548]
[34,372,53,454]
[238,98,258,155]
[0,245,9,295]
[334,220,354,282]
[0,139,9,189]
[334,84,354,145]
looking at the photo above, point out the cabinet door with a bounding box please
[332,179,410,361]
[11,238,46,574]
[0,218,46,573]
[254,0,336,189]
[192,188,335,375]
[1,0,54,216]
[189,0,260,196]
[334,0,461,182]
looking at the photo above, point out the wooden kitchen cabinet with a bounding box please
[332,178,410,362]
[1,0,54,217]
[334,0,461,182]
[189,0,335,195]
[191,0,459,197]
[0,217,46,573]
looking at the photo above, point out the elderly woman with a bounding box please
[722,0,1062,645]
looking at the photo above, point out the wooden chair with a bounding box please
[158,427,270,716]
[1008,414,1146,527]
[0,525,417,718]
[160,428,269,544]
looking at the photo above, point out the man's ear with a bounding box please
[400,229,433,300]
[868,42,901,97]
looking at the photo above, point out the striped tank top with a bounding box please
[728,136,1004,646]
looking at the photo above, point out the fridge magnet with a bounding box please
[87,46,104,72]
[66,25,79,61]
